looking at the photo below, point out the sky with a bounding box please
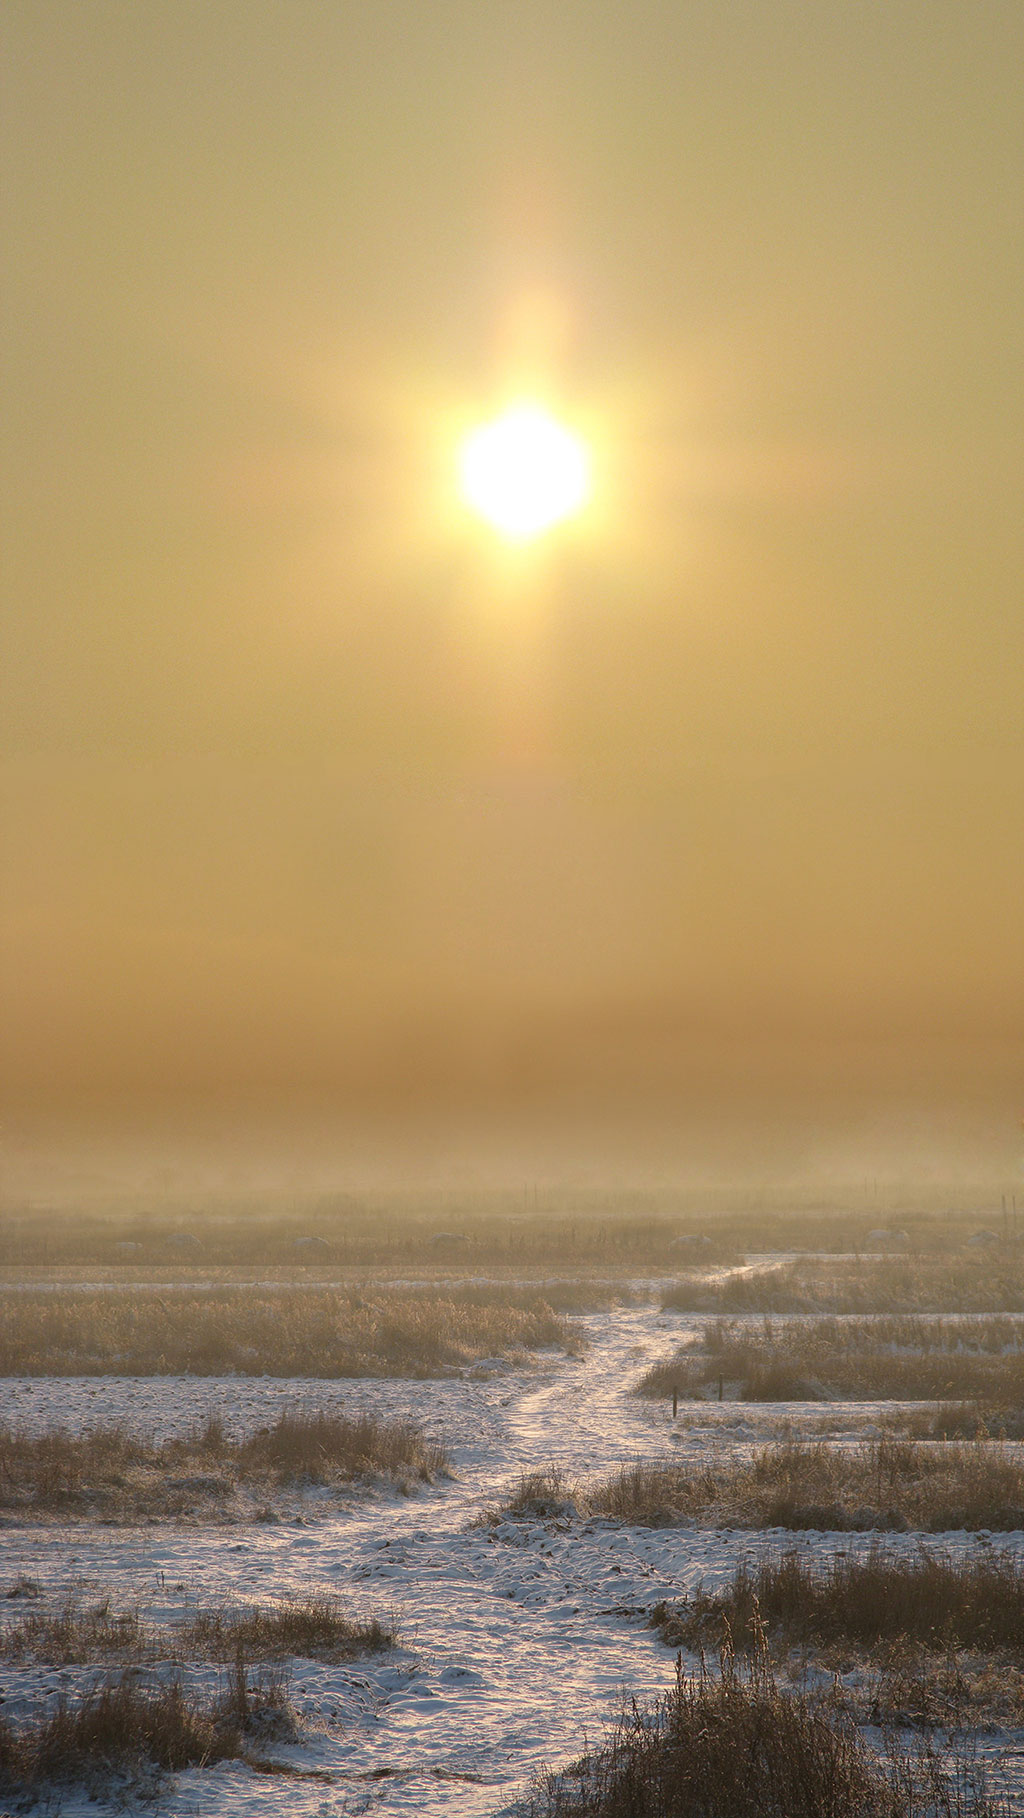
[2,2,1022,1186]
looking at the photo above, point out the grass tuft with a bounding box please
[1,1596,147,1664]
[651,1548,1024,1655]
[523,1637,1004,1818]
[494,1435,1024,1531]
[181,1595,392,1661]
[239,1408,447,1482]
[0,1671,244,1792]
[0,1406,449,1521]
[1,1590,394,1664]
[502,1468,580,1520]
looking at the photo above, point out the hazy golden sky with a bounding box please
[2,2,1022,1168]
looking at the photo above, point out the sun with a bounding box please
[458,403,590,540]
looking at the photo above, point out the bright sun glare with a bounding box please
[458,404,590,540]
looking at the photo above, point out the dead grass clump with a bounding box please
[239,1408,448,1483]
[526,1644,904,1818]
[652,1549,1024,1655]
[0,1672,243,1794]
[637,1314,1024,1411]
[587,1435,1024,1530]
[1,1592,394,1665]
[921,1401,1024,1442]
[588,1459,717,1527]
[216,1654,300,1746]
[0,1423,156,1514]
[182,1594,391,1661]
[638,1351,821,1403]
[1,1595,147,1664]
[519,1280,638,1312]
[0,1406,448,1521]
[499,1468,580,1521]
[0,1422,232,1520]
[857,1643,1024,1731]
[5,1575,42,1600]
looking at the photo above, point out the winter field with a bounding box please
[2,1229,1024,1815]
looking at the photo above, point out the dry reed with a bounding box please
[0,1407,448,1521]
[0,1283,578,1377]
[652,1548,1024,1655]
[490,1436,1024,1532]
[638,1315,1024,1422]
[522,1638,1006,1818]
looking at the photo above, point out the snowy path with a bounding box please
[3,1295,1023,1816]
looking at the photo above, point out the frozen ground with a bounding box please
[2,1289,1024,1815]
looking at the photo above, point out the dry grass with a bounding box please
[237,1407,447,1481]
[541,1436,1024,1531]
[0,1407,448,1521]
[651,1552,1024,1733]
[523,1280,643,1311]
[523,1639,1008,1818]
[651,1549,1024,1655]
[1,1590,393,1664]
[0,1595,148,1664]
[0,1666,285,1795]
[498,1468,581,1521]
[182,1594,391,1661]
[0,1283,578,1377]
[0,1194,746,1271]
[637,1316,1024,1427]
[663,1254,1024,1317]
[0,1592,383,1793]
[855,1643,1024,1732]
[6,1183,1016,1272]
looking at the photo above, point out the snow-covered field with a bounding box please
[3,1286,1024,1815]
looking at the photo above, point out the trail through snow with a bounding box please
[3,1292,1023,1816]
